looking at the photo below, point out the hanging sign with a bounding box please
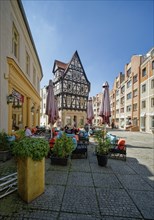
[12,89,24,103]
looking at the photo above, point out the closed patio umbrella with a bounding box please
[99,81,111,126]
[45,80,59,138]
[87,97,94,124]
[87,97,94,132]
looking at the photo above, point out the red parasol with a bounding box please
[45,80,59,137]
[87,97,94,125]
[99,81,111,125]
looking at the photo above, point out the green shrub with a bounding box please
[12,137,50,161]
[0,131,10,151]
[51,133,74,158]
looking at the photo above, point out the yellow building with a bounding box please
[0,0,43,134]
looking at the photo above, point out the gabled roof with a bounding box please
[53,60,68,72]
[52,51,90,84]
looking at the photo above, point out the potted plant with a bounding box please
[94,129,111,166]
[12,137,49,203]
[0,130,13,162]
[50,133,74,165]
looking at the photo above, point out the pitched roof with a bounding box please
[54,60,68,70]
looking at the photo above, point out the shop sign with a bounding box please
[12,89,24,103]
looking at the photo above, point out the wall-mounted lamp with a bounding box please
[7,94,14,104]
[31,106,35,112]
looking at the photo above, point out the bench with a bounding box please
[106,133,126,161]
[71,143,88,159]
[108,145,126,161]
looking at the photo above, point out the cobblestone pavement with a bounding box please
[0,130,154,220]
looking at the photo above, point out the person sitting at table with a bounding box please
[25,126,32,137]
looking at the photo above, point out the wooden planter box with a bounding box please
[17,157,45,203]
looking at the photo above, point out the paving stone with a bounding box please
[70,159,91,172]
[117,174,153,190]
[59,212,101,220]
[67,171,94,187]
[96,188,142,218]
[128,162,154,176]
[90,160,114,173]
[11,210,58,220]
[142,175,154,188]
[110,162,136,175]
[28,185,65,212]
[45,170,68,185]
[92,173,123,189]
[62,186,100,217]
[128,190,154,219]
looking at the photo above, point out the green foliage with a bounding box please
[12,137,50,161]
[0,131,10,151]
[51,133,74,158]
[94,130,111,155]
[13,129,25,141]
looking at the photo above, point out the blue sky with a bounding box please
[22,0,153,97]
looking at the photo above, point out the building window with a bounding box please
[142,84,146,93]
[12,24,19,59]
[26,51,30,75]
[133,74,138,83]
[126,105,131,112]
[116,90,119,96]
[33,66,36,85]
[116,109,119,114]
[142,68,146,77]
[120,107,124,113]
[152,61,154,70]
[121,97,124,105]
[37,76,40,91]
[133,118,137,126]
[121,85,125,94]
[127,80,132,88]
[141,117,145,128]
[151,79,154,89]
[142,100,146,108]
[133,89,138,97]
[116,82,119,88]
[116,99,119,105]
[151,98,154,107]
[127,92,132,100]
[133,103,137,111]
[151,116,154,128]
[127,68,131,77]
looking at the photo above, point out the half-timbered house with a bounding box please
[53,51,90,128]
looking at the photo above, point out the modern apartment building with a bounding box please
[110,47,154,133]
[0,0,43,133]
[140,48,154,133]
[92,93,103,126]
